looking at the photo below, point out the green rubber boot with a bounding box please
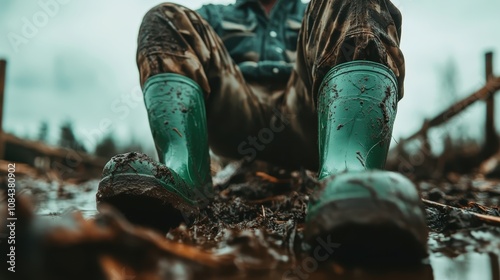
[305,61,428,264]
[97,74,212,231]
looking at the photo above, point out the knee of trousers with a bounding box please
[138,2,209,87]
[143,2,196,27]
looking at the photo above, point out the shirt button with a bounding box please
[275,47,283,54]
[270,31,278,38]
[273,68,280,74]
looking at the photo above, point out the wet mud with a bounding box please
[1,164,500,280]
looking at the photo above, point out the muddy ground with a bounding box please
[1,161,500,280]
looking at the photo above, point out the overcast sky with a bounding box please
[1,0,499,152]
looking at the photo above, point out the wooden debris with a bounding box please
[0,60,6,160]
[45,206,236,269]
[0,160,37,177]
[422,199,500,226]
[484,52,498,158]
[404,76,500,143]
[255,171,290,184]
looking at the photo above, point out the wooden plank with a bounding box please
[422,199,500,226]
[0,159,37,177]
[484,52,498,157]
[3,132,107,168]
[0,60,6,160]
[404,76,500,142]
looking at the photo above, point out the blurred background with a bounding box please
[0,0,499,176]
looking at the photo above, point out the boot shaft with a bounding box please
[143,73,211,187]
[317,61,398,179]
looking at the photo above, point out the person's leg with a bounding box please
[98,3,270,229]
[273,0,407,171]
[285,0,428,262]
[296,0,405,99]
[136,4,313,172]
[136,3,272,159]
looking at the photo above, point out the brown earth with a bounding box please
[1,161,499,280]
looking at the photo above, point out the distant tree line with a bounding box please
[35,121,146,160]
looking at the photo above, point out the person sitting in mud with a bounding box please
[97,0,428,260]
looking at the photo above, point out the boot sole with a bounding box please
[305,198,428,266]
[97,174,199,232]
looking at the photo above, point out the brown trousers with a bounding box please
[137,0,405,171]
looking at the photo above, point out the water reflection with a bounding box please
[23,178,98,218]
[305,252,499,280]
[430,252,499,280]
[256,250,499,279]
[309,264,435,280]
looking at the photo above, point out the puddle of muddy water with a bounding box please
[12,177,500,280]
[179,252,499,280]
[430,252,499,280]
[20,178,98,219]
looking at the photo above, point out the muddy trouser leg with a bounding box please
[137,4,293,166]
[276,0,406,171]
[296,1,429,257]
[137,1,404,171]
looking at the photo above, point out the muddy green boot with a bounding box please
[97,74,212,231]
[305,61,428,264]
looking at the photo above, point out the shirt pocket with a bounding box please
[220,14,259,63]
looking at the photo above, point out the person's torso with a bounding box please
[197,0,308,82]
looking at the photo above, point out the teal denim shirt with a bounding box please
[197,0,308,82]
